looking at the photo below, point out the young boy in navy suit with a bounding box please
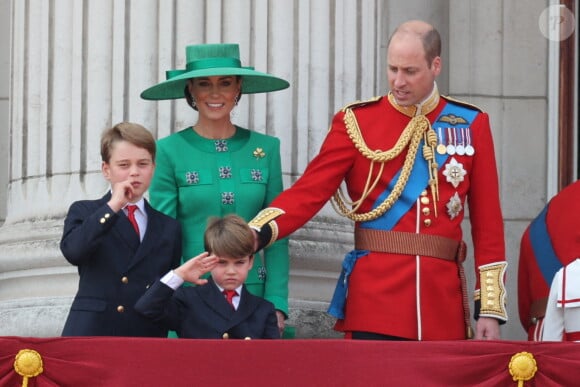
[135,214,280,339]
[61,122,182,337]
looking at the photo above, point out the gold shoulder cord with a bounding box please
[330,108,439,222]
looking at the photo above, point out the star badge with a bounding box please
[446,192,463,220]
[443,157,467,188]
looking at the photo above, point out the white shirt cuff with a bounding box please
[160,270,185,290]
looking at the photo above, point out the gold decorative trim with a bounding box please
[509,352,537,385]
[14,349,43,387]
[387,84,440,117]
[248,208,285,231]
[268,220,279,248]
[478,261,508,321]
[330,109,439,222]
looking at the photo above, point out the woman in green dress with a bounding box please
[141,43,291,336]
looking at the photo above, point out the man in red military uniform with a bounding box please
[250,20,507,340]
[518,180,580,341]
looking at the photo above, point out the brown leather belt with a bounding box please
[354,227,471,338]
[354,228,466,262]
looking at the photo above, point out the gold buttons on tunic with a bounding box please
[100,218,106,224]
[422,207,430,216]
[117,305,125,313]
[121,276,128,284]
[420,196,430,205]
[423,219,432,227]
[222,333,229,339]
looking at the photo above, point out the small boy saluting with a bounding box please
[135,214,280,339]
[60,122,182,337]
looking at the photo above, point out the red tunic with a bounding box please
[270,95,505,340]
[518,180,580,340]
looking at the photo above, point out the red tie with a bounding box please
[223,290,237,309]
[126,205,140,237]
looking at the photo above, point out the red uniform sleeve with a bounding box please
[269,111,357,238]
[466,112,506,286]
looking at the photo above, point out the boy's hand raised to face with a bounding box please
[107,180,137,212]
[174,252,219,285]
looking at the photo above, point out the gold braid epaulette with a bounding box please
[340,96,382,112]
[441,95,483,112]
[330,106,436,222]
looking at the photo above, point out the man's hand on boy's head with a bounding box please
[251,229,259,253]
[175,252,218,285]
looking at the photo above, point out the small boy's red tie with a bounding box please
[223,290,237,309]
[126,205,140,237]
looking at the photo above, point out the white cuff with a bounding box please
[160,270,184,290]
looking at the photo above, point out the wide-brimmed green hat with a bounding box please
[141,43,289,100]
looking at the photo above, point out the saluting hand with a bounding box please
[174,252,218,285]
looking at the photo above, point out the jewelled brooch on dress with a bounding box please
[258,266,267,281]
[219,166,232,179]
[215,140,228,152]
[221,192,235,205]
[253,147,265,159]
[185,171,200,184]
[251,169,263,182]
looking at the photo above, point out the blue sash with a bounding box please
[327,101,478,319]
[529,204,562,285]
[327,250,369,319]
[362,101,478,231]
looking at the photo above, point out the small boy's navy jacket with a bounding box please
[135,277,280,339]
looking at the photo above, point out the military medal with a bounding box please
[446,192,463,220]
[436,127,447,155]
[443,157,467,188]
[446,127,456,155]
[455,128,466,156]
[465,127,475,156]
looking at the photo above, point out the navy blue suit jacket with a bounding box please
[60,192,182,337]
[135,277,280,339]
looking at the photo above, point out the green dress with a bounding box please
[149,126,289,315]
